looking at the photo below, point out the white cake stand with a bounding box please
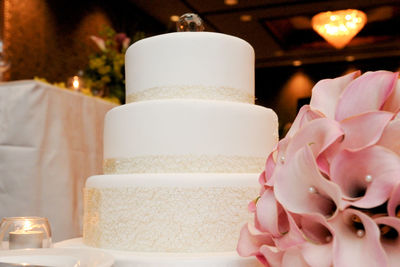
[55,238,263,267]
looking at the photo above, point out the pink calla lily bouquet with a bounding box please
[238,71,400,267]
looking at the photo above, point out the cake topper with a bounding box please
[176,13,205,32]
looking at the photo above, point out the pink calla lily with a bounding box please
[300,241,332,267]
[382,78,400,113]
[335,71,398,121]
[273,210,305,250]
[310,71,360,119]
[374,216,400,267]
[314,135,344,177]
[265,138,291,187]
[330,209,387,267]
[299,213,334,245]
[259,170,267,187]
[256,189,288,236]
[339,111,394,151]
[285,118,343,161]
[261,148,278,187]
[286,105,324,138]
[298,213,334,267]
[237,223,274,257]
[378,119,400,155]
[274,146,342,217]
[281,247,310,267]
[315,153,331,177]
[284,117,343,177]
[258,245,284,267]
[387,183,400,217]
[314,111,393,175]
[330,146,400,208]
[248,199,257,213]
[270,115,340,187]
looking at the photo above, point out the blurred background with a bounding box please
[1,0,399,133]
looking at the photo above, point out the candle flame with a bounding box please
[72,76,80,89]
[19,220,33,232]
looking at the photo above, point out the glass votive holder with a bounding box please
[0,217,52,250]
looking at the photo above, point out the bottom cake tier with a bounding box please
[83,173,260,253]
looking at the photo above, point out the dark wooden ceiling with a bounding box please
[130,0,400,68]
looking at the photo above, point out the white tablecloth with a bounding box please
[55,238,263,267]
[0,80,116,241]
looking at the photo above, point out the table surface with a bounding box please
[0,80,116,241]
[55,238,263,267]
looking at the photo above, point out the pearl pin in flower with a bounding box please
[308,186,317,194]
[365,174,372,183]
[356,229,365,238]
[279,156,285,164]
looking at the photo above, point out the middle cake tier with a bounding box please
[103,99,278,174]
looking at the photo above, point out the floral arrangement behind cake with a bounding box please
[238,70,400,267]
[84,26,144,104]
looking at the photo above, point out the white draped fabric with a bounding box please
[0,81,116,241]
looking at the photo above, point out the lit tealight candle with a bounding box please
[9,221,44,249]
[67,75,83,91]
[72,76,81,91]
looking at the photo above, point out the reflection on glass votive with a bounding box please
[0,217,52,250]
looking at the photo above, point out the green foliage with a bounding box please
[83,26,144,104]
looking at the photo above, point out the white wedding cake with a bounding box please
[82,24,278,266]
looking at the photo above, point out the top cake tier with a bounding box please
[125,32,255,104]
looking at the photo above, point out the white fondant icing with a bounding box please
[103,99,278,162]
[86,173,260,187]
[83,174,259,253]
[125,32,254,102]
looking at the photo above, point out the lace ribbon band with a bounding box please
[126,85,254,104]
[103,155,265,174]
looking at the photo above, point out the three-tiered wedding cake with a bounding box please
[82,27,278,266]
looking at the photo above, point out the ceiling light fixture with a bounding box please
[311,9,367,49]
[293,60,302,67]
[225,0,238,5]
[240,15,252,22]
